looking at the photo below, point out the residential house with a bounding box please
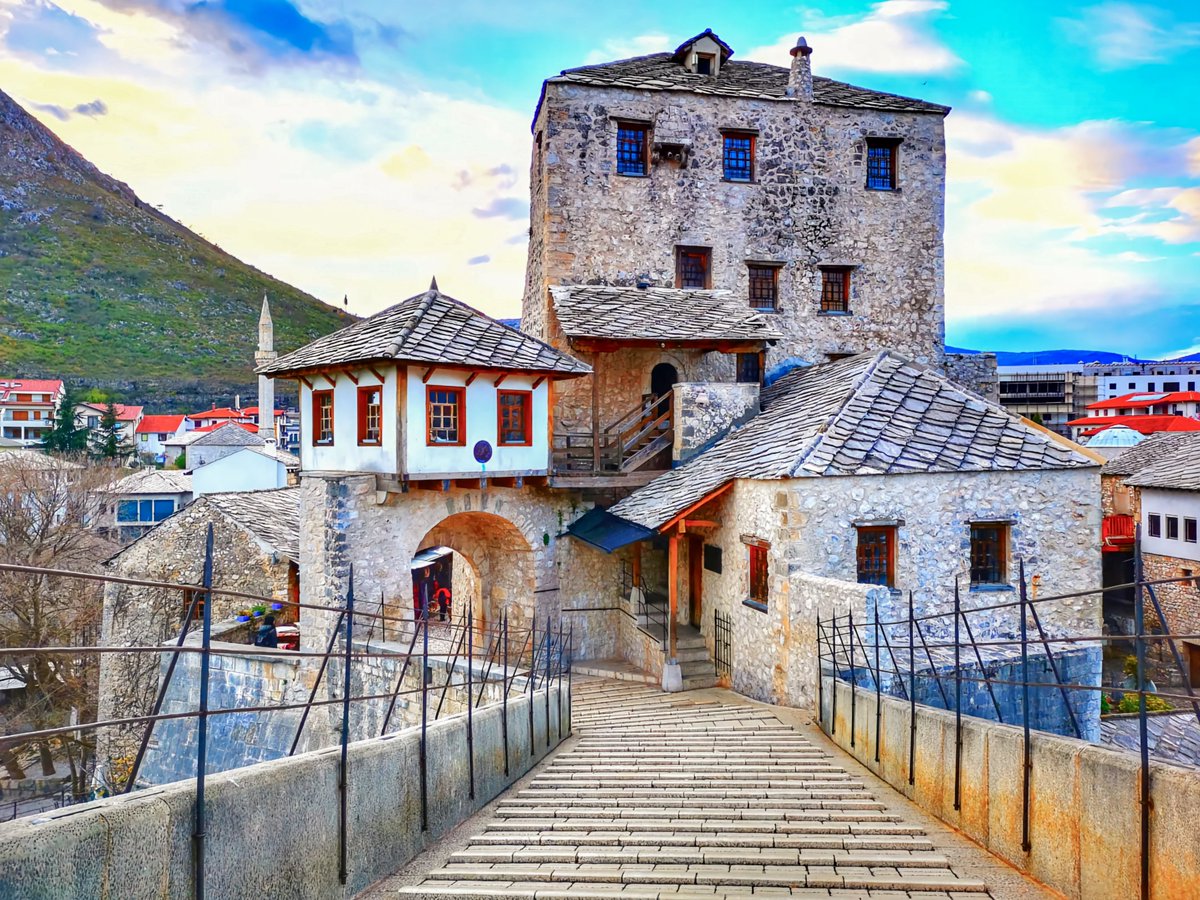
[185,421,266,469]
[1067,390,1200,441]
[76,402,145,457]
[189,406,253,431]
[191,445,298,497]
[133,414,193,463]
[0,379,63,446]
[105,468,193,542]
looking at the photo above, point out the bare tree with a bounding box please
[0,452,119,798]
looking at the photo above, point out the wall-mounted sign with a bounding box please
[473,440,493,464]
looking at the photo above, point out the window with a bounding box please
[1149,514,1162,538]
[497,390,532,446]
[745,538,770,610]
[736,353,761,385]
[312,390,334,445]
[1109,383,1117,390]
[856,526,896,588]
[747,264,778,310]
[820,267,852,313]
[722,132,755,182]
[1128,383,1136,389]
[676,246,711,288]
[140,434,149,442]
[426,386,465,445]
[1165,382,1181,392]
[865,138,899,190]
[969,523,1008,586]
[158,433,168,441]
[616,123,648,176]
[1167,516,1180,540]
[1149,382,1156,391]
[696,53,715,75]
[1186,518,1198,543]
[116,499,175,524]
[357,386,382,446]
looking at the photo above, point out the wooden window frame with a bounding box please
[865,137,900,191]
[722,131,755,183]
[1167,516,1180,540]
[969,522,1009,587]
[676,246,712,289]
[357,385,383,447]
[426,385,466,447]
[1148,513,1162,538]
[743,536,770,611]
[616,122,649,177]
[819,266,853,314]
[497,389,533,447]
[735,352,761,385]
[312,390,335,446]
[856,525,897,588]
[1186,518,1198,544]
[747,263,779,310]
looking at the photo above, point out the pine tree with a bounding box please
[89,401,121,460]
[41,383,89,455]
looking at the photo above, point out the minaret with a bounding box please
[255,294,277,444]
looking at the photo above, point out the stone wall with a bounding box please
[673,381,760,464]
[524,80,948,376]
[1142,551,1200,635]
[942,351,998,402]
[822,679,1200,900]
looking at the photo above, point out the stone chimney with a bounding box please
[255,293,277,444]
[786,36,813,101]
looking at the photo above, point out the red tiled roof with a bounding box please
[114,404,143,421]
[239,406,284,416]
[191,407,247,420]
[1088,391,1200,411]
[136,414,188,434]
[1069,415,1200,437]
[192,422,257,434]
[0,379,63,400]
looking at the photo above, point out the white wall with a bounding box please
[404,366,550,476]
[299,368,398,474]
[1142,487,1200,563]
[192,449,287,496]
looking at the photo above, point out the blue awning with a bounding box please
[565,507,656,554]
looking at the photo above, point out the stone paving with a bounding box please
[388,677,1036,899]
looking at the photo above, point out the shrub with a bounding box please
[1117,693,1173,714]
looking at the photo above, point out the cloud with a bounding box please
[744,0,962,75]
[2,0,113,67]
[29,96,108,119]
[1060,3,1200,69]
[584,32,669,65]
[471,196,528,220]
[467,255,490,265]
[1104,187,1200,245]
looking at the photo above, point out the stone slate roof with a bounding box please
[189,422,266,448]
[610,351,1097,530]
[1126,452,1200,492]
[550,286,782,343]
[259,288,590,377]
[1102,712,1200,769]
[548,54,949,114]
[205,488,300,563]
[1101,431,1200,478]
[107,468,192,495]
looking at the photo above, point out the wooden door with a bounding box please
[688,535,703,627]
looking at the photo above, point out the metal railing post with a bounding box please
[544,623,552,748]
[908,591,916,787]
[420,596,429,832]
[874,603,881,765]
[849,611,857,748]
[466,605,475,801]
[529,616,536,758]
[555,620,563,744]
[1019,560,1031,853]
[338,568,354,885]
[953,578,962,812]
[816,615,824,730]
[193,524,214,900]
[830,616,838,735]
[1134,535,1150,900]
[566,623,573,738]
[290,607,346,755]
[502,612,509,777]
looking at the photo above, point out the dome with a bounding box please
[1086,425,1145,448]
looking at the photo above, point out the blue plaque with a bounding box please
[473,440,493,464]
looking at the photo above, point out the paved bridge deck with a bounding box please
[370,678,1050,899]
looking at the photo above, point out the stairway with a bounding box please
[673,624,717,690]
[396,678,991,898]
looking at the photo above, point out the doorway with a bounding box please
[688,535,703,627]
[650,363,678,399]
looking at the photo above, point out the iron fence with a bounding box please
[713,608,732,678]
[0,524,573,895]
[817,559,1200,900]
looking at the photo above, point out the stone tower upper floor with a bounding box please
[522,30,951,370]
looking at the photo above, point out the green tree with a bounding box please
[89,401,121,460]
[41,383,89,455]
[1029,412,1044,426]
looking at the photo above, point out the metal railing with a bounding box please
[713,608,732,678]
[0,524,573,895]
[816,560,1200,900]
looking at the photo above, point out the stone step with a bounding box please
[469,831,936,850]
[484,818,918,834]
[447,846,953,867]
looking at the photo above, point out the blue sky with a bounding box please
[2,0,1199,356]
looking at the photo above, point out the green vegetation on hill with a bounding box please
[0,89,354,399]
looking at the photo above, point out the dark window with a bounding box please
[747,264,778,310]
[1165,381,1181,392]
[970,523,1008,586]
[312,390,334,445]
[1167,516,1180,540]
[1186,518,1198,543]
[820,267,852,313]
[1190,382,1196,391]
[676,246,711,288]
[116,500,137,523]
[857,526,896,588]
[1149,514,1162,538]
[497,390,532,446]
[703,544,722,573]
[616,123,648,176]
[736,353,761,384]
[866,138,899,190]
[1149,382,1156,391]
[722,132,754,182]
[426,386,465,445]
[1109,383,1117,390]
[747,540,769,608]
[357,386,382,446]
[1129,382,1136,389]
[696,53,714,75]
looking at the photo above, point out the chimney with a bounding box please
[786,36,813,101]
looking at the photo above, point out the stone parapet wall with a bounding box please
[942,352,998,403]
[673,381,760,464]
[822,679,1200,900]
[1142,551,1199,634]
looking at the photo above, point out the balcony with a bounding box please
[552,393,672,487]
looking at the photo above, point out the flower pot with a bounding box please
[271,603,284,611]
[236,615,250,623]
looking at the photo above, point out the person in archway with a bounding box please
[253,615,279,649]
[433,581,452,622]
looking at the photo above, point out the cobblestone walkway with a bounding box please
[394,677,1005,899]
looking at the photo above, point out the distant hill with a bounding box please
[0,90,355,409]
[947,347,1155,366]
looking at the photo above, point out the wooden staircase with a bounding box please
[552,393,673,475]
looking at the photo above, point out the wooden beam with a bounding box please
[299,376,313,390]
[493,373,508,388]
[531,375,547,389]
[682,519,721,529]
[668,534,679,661]
[368,366,387,384]
[591,355,601,473]
[345,370,359,386]
[631,542,641,591]
[422,368,436,384]
[320,372,337,388]
[490,476,517,488]
[660,481,734,534]
[465,372,479,386]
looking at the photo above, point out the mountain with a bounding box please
[947,347,1152,366]
[0,90,355,408]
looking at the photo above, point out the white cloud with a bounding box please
[584,33,669,65]
[1060,3,1200,69]
[744,0,962,75]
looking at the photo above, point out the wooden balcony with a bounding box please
[550,393,673,487]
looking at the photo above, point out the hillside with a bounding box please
[948,347,1157,366]
[0,90,354,407]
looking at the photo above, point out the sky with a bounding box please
[1,1,1199,357]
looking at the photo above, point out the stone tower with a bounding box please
[255,294,277,443]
